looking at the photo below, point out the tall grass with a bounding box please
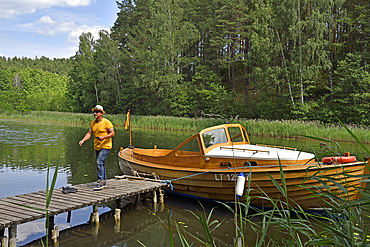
[163,162,370,246]
[243,119,370,143]
[1,111,370,143]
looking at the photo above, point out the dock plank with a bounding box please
[0,178,165,229]
[0,204,43,218]
[35,191,94,206]
[0,201,44,215]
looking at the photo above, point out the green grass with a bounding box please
[1,111,370,143]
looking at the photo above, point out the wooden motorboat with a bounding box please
[118,124,368,210]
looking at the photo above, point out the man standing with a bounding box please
[79,105,115,190]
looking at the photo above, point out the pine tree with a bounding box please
[93,30,122,113]
[68,32,96,112]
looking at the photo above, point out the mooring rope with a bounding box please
[120,150,249,190]
[120,151,141,177]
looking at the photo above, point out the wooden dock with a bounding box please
[0,177,166,247]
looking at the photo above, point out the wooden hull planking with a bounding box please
[118,148,368,210]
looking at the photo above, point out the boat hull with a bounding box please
[118,148,368,210]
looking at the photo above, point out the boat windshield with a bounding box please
[203,128,227,148]
[228,126,244,142]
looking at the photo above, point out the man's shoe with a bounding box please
[62,186,78,194]
[94,181,104,191]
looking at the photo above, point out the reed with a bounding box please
[1,111,370,143]
[242,119,370,143]
[164,161,370,246]
[43,150,59,247]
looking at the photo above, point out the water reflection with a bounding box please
[0,119,368,246]
[21,193,236,247]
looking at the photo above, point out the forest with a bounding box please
[0,0,369,125]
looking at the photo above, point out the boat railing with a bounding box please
[220,146,270,154]
[256,144,297,151]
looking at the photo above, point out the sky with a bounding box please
[0,0,120,59]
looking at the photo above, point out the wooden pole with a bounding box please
[9,225,17,247]
[153,189,158,213]
[129,109,132,147]
[67,211,71,223]
[1,236,8,247]
[116,198,122,209]
[51,226,59,245]
[114,208,121,224]
[93,204,99,224]
[1,229,8,247]
[48,215,55,238]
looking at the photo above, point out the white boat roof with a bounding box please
[205,144,315,161]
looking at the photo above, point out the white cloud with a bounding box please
[12,14,109,57]
[0,0,118,59]
[0,0,93,19]
[30,15,109,52]
[35,15,76,36]
[37,15,56,25]
[67,25,110,52]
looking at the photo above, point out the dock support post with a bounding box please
[153,189,158,213]
[1,236,8,247]
[9,225,17,247]
[114,208,121,224]
[48,215,55,238]
[159,189,165,212]
[135,194,140,204]
[92,204,99,224]
[153,190,157,204]
[159,189,164,203]
[114,208,121,233]
[89,204,100,241]
[67,211,71,223]
[116,198,122,209]
[1,229,8,247]
[51,226,59,245]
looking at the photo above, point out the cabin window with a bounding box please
[244,161,257,166]
[242,128,249,143]
[220,162,232,168]
[177,137,201,153]
[203,128,227,148]
[228,127,244,143]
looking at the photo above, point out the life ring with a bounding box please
[322,156,356,164]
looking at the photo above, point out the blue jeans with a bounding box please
[95,148,110,181]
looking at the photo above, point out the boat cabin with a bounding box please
[199,124,250,154]
[171,124,250,156]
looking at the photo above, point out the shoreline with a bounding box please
[1,111,369,144]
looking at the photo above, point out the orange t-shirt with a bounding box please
[91,118,114,150]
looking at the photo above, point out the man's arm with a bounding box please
[79,128,93,146]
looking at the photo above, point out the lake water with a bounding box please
[0,119,368,246]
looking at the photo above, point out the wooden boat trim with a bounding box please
[219,146,270,154]
[256,144,297,151]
